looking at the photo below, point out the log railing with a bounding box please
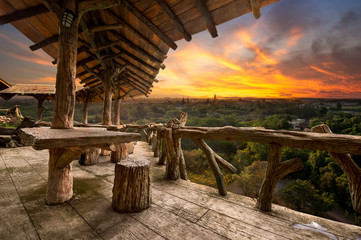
[121,113,361,213]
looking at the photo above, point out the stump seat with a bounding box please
[112,159,151,213]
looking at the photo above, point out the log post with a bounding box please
[47,0,78,204]
[160,127,179,180]
[312,124,361,213]
[112,159,151,212]
[192,138,227,196]
[151,130,159,157]
[256,144,303,211]
[112,90,121,125]
[82,100,88,124]
[35,95,46,121]
[47,148,74,204]
[102,72,112,126]
[110,143,129,163]
[175,112,188,180]
[158,137,166,165]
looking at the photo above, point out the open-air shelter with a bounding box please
[2,1,361,239]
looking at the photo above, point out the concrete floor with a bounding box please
[1,141,360,239]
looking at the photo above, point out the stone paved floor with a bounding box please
[1,142,360,239]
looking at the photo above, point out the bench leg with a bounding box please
[47,148,73,204]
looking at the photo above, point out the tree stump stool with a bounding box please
[110,143,129,163]
[127,142,135,154]
[112,159,151,213]
[79,147,101,165]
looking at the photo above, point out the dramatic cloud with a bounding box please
[0,1,360,98]
[153,0,361,98]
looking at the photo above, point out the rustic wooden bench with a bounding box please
[20,127,141,204]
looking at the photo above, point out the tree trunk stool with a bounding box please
[112,159,151,213]
[127,142,135,154]
[79,147,101,165]
[110,143,129,163]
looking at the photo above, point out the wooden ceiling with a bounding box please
[0,0,280,101]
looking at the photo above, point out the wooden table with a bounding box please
[20,127,141,204]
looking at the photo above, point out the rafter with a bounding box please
[155,0,191,41]
[82,65,104,82]
[0,4,49,26]
[195,0,218,38]
[107,30,166,69]
[105,9,167,56]
[249,0,261,19]
[114,56,155,83]
[112,45,159,73]
[119,0,177,50]
[90,23,124,34]
[80,20,107,69]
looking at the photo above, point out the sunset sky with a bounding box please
[0,0,361,98]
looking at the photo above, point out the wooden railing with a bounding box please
[122,113,361,213]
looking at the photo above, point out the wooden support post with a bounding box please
[162,127,179,180]
[51,0,78,129]
[47,148,74,204]
[312,124,361,213]
[256,144,303,211]
[82,100,88,124]
[152,130,159,157]
[192,138,227,196]
[102,72,112,125]
[112,159,151,212]
[35,95,46,121]
[158,138,167,165]
[110,143,129,163]
[113,90,121,125]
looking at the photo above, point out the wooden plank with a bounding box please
[0,4,49,25]
[173,126,361,155]
[130,204,227,240]
[19,128,141,150]
[154,0,192,41]
[119,0,177,50]
[195,0,218,38]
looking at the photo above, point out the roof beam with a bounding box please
[125,70,152,87]
[77,64,102,78]
[249,0,261,19]
[82,65,104,82]
[80,20,107,69]
[0,4,49,26]
[119,0,177,50]
[114,56,155,83]
[128,81,149,96]
[195,0,218,38]
[154,0,191,41]
[29,35,59,51]
[105,9,167,57]
[112,45,159,73]
[127,74,152,90]
[90,23,124,34]
[106,30,166,69]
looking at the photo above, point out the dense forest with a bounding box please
[1,97,361,225]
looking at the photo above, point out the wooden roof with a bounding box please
[0,77,11,92]
[0,0,280,99]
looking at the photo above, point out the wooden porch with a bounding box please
[1,141,360,239]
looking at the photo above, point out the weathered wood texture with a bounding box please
[256,144,303,211]
[81,147,101,166]
[192,138,227,196]
[82,100,88,124]
[110,143,129,163]
[19,127,141,150]
[173,126,361,154]
[112,159,151,212]
[1,142,361,239]
[47,148,73,204]
[51,0,77,129]
[312,124,361,214]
